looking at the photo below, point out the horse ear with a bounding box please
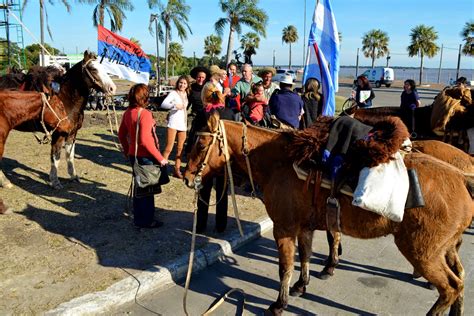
[83,50,96,62]
[207,111,220,133]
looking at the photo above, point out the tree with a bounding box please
[461,21,474,56]
[0,39,23,71]
[168,42,183,76]
[407,25,439,85]
[24,43,61,67]
[361,29,389,68]
[148,0,192,80]
[204,35,222,66]
[282,25,298,69]
[130,37,141,47]
[215,0,268,66]
[77,0,134,32]
[240,32,259,65]
[23,0,71,66]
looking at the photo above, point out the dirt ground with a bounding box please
[0,111,268,314]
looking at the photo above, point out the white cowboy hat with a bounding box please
[279,74,294,85]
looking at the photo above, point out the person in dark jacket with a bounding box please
[185,66,209,154]
[400,79,421,135]
[352,75,375,108]
[269,74,304,129]
[300,77,322,129]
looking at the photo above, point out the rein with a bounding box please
[36,93,68,144]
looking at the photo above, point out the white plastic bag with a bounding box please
[352,152,409,222]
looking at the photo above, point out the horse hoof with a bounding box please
[50,182,63,190]
[289,285,306,297]
[412,270,422,279]
[265,303,284,316]
[317,270,333,280]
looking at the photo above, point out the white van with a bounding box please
[358,67,394,88]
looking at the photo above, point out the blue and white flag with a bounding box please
[98,25,151,84]
[303,0,340,116]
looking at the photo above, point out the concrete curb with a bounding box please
[46,217,273,315]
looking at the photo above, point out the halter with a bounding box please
[37,93,69,144]
[82,59,103,91]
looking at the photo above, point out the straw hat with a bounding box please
[258,67,276,77]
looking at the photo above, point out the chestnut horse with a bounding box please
[0,51,116,189]
[0,91,73,187]
[184,112,473,315]
[0,64,65,93]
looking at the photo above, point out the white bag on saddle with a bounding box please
[352,152,409,222]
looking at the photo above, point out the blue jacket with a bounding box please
[269,89,304,128]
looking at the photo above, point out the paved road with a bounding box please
[114,226,473,315]
[336,83,439,108]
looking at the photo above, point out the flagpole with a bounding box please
[303,0,306,67]
[151,13,161,96]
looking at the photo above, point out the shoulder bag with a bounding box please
[133,109,169,189]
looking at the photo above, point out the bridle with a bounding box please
[82,58,105,92]
[194,121,258,198]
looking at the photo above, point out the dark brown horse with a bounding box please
[0,64,65,94]
[0,51,116,189]
[184,113,473,315]
[0,90,73,187]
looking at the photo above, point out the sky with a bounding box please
[13,0,474,69]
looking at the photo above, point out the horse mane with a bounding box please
[287,115,409,168]
[287,116,334,165]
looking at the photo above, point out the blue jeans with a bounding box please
[130,156,159,227]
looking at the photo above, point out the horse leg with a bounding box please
[290,230,314,297]
[65,140,79,182]
[447,239,465,316]
[0,131,13,188]
[266,233,296,316]
[318,230,342,280]
[412,249,464,316]
[49,135,64,189]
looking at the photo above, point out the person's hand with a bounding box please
[175,103,184,110]
[159,159,168,166]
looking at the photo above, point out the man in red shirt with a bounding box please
[223,62,240,89]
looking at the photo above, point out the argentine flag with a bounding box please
[303,0,340,116]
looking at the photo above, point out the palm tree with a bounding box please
[148,0,192,80]
[168,42,183,76]
[130,37,141,47]
[215,0,268,66]
[282,25,298,69]
[361,29,390,68]
[77,0,134,32]
[240,32,260,65]
[204,35,222,66]
[461,21,474,56]
[23,0,71,66]
[407,25,439,85]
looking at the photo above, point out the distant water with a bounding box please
[339,67,474,85]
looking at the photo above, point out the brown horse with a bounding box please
[0,90,73,187]
[184,113,473,315]
[1,51,116,189]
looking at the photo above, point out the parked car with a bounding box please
[272,68,296,82]
[356,67,394,88]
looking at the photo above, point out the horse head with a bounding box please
[184,111,227,189]
[81,50,116,96]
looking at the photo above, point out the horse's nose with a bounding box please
[183,177,193,188]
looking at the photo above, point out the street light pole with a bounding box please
[151,14,161,95]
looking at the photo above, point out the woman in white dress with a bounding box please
[160,75,189,178]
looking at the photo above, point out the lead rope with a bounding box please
[105,95,123,150]
[183,121,245,316]
[241,123,258,198]
[37,93,68,144]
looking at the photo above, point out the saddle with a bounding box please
[290,116,417,231]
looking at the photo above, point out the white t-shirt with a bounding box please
[160,90,188,132]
